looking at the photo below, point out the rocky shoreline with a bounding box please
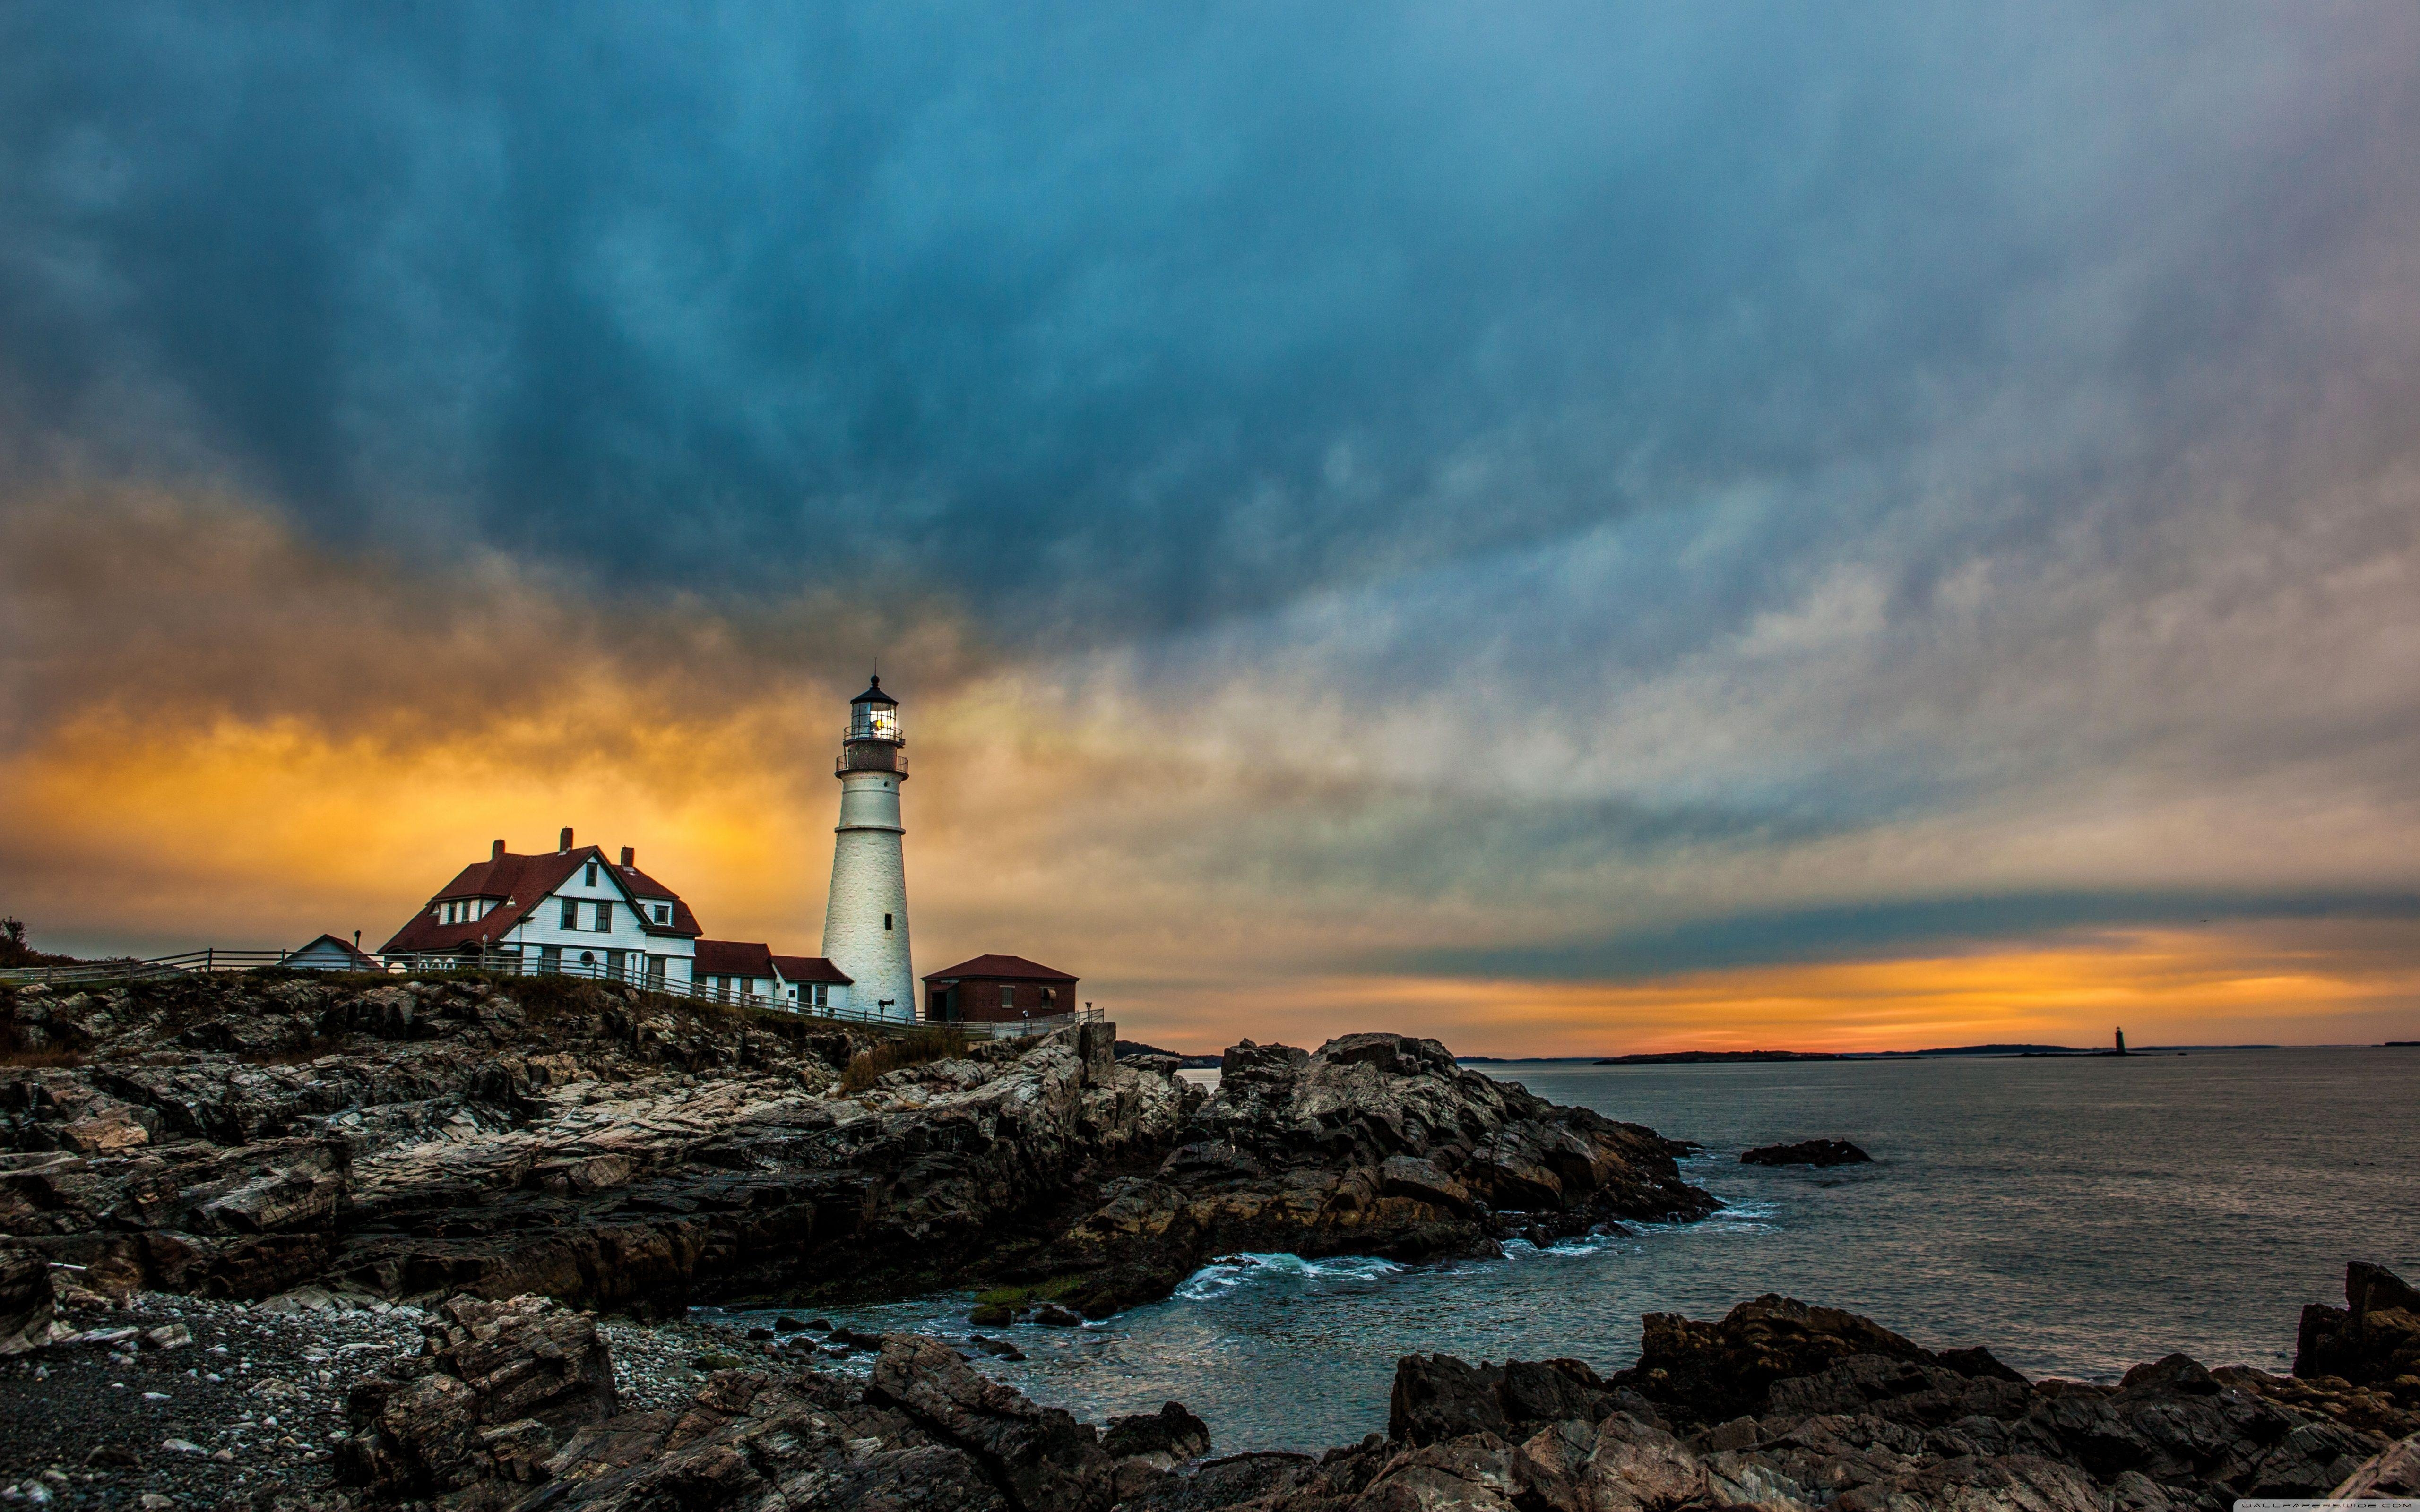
[9,972,2420,1508]
[0,973,1711,1321]
[6,1261,2414,1512]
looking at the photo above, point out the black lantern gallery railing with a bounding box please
[836,744,907,776]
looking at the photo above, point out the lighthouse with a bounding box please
[820,676,914,1021]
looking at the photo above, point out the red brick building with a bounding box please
[922,954,1079,1023]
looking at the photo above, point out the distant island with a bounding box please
[1113,1037,1224,1069]
[1451,1042,2296,1065]
[1596,1049,1843,1065]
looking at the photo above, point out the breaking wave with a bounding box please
[1175,1251,1406,1301]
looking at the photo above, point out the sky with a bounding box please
[2,2,2416,1054]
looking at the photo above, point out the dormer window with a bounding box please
[654,904,671,925]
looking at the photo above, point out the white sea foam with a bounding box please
[1694,1196,1779,1232]
[1175,1251,1405,1301]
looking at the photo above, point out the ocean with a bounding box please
[717,1046,2420,1453]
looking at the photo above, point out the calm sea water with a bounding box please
[717,1047,2420,1453]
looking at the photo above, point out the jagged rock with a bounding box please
[1589,1295,2393,1508]
[1611,1293,2014,1428]
[868,1334,1115,1511]
[0,1235,70,1354]
[2332,1429,2420,1498]
[1741,1138,1872,1167]
[2298,1261,2420,1400]
[2215,1362,2420,1439]
[1120,1450,1321,1509]
[1101,1401,1212,1465]
[1389,1353,1634,1446]
[336,1293,615,1499]
[1392,1354,1513,1443]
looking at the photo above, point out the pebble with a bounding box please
[1,1290,428,1506]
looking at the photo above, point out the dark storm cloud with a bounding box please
[1409,890,2420,981]
[8,2,2413,645]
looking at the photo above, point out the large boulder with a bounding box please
[2297,1261,2420,1395]
[1610,1293,2021,1428]
[1100,1401,1212,1466]
[1741,1138,1871,1167]
[336,1293,617,1498]
[1390,1353,1645,1445]
[540,1366,1011,1512]
[869,1334,1117,1511]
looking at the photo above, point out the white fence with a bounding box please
[0,948,1101,1041]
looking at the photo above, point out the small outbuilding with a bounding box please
[923,954,1079,1024]
[287,933,382,972]
[771,954,852,1012]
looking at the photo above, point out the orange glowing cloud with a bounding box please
[4,486,2416,1055]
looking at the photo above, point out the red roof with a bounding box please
[922,954,1078,984]
[694,939,776,979]
[378,845,701,956]
[770,954,852,985]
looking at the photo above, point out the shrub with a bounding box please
[837,1025,970,1093]
[0,1047,86,1068]
[0,917,80,969]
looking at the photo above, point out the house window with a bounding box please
[595,902,613,932]
[1042,988,1056,1009]
[561,898,579,928]
[646,955,666,986]
[605,949,625,980]
[1000,984,1016,1013]
[539,945,561,973]
[812,983,829,1008]
[585,861,599,886]
[654,904,670,924]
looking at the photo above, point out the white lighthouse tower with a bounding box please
[821,676,914,1021]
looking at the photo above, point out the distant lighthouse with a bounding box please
[821,676,914,1022]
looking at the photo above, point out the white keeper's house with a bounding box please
[378,828,852,1010]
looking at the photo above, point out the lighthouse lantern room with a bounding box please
[820,676,915,1021]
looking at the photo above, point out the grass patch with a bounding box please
[0,1047,86,1068]
[971,1277,1080,1310]
[838,1025,971,1093]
